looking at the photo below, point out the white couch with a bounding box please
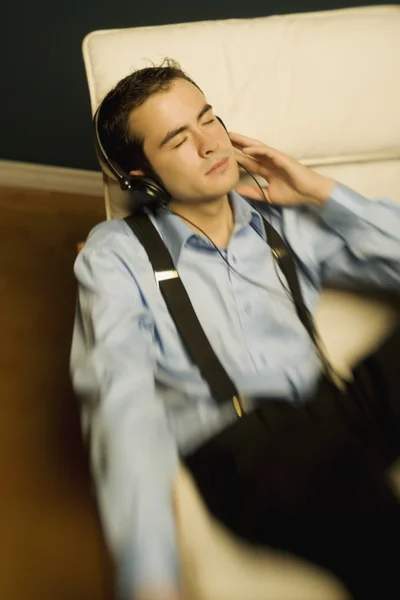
[82,6,400,599]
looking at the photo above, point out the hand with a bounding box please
[229,131,336,207]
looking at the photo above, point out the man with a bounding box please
[70,59,400,600]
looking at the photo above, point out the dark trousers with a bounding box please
[185,327,400,599]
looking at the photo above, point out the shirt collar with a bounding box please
[151,191,266,266]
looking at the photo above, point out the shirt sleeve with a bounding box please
[286,183,400,290]
[70,225,180,599]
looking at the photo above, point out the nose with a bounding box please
[196,128,218,159]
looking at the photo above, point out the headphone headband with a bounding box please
[93,105,133,190]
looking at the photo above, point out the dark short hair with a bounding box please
[97,58,203,175]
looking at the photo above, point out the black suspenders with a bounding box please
[125,211,331,417]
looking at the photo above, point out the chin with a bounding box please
[207,165,240,196]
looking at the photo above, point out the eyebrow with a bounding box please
[158,103,213,148]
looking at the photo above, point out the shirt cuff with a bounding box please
[321,182,370,230]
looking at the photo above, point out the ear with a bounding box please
[129,169,146,177]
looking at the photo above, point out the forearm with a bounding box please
[319,183,400,288]
[86,379,181,598]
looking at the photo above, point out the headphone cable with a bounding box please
[162,164,344,388]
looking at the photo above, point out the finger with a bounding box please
[171,481,180,521]
[235,154,263,176]
[235,183,270,202]
[233,147,262,168]
[228,131,264,148]
[233,148,273,179]
[240,145,280,161]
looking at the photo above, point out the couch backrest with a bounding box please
[83,5,400,219]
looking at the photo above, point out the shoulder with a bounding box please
[79,217,153,262]
[83,218,143,253]
[246,198,318,220]
[245,197,323,231]
[74,218,151,288]
[243,197,311,236]
[245,198,284,220]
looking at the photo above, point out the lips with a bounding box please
[206,157,229,175]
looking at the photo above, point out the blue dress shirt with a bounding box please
[70,183,400,598]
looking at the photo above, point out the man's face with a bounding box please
[128,78,240,204]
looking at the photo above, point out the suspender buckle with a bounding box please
[232,395,247,418]
[155,270,179,288]
[272,248,288,260]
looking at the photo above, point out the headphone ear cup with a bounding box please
[129,176,170,210]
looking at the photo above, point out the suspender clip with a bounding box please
[155,270,179,288]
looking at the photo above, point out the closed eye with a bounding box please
[172,118,215,149]
[173,138,187,149]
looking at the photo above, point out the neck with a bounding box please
[168,194,234,248]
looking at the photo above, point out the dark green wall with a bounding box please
[2,1,383,171]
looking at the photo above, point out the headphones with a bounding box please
[93,103,230,211]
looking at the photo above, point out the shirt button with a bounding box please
[232,255,237,263]
[244,303,251,314]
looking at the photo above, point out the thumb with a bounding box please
[172,484,179,520]
[235,183,269,202]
